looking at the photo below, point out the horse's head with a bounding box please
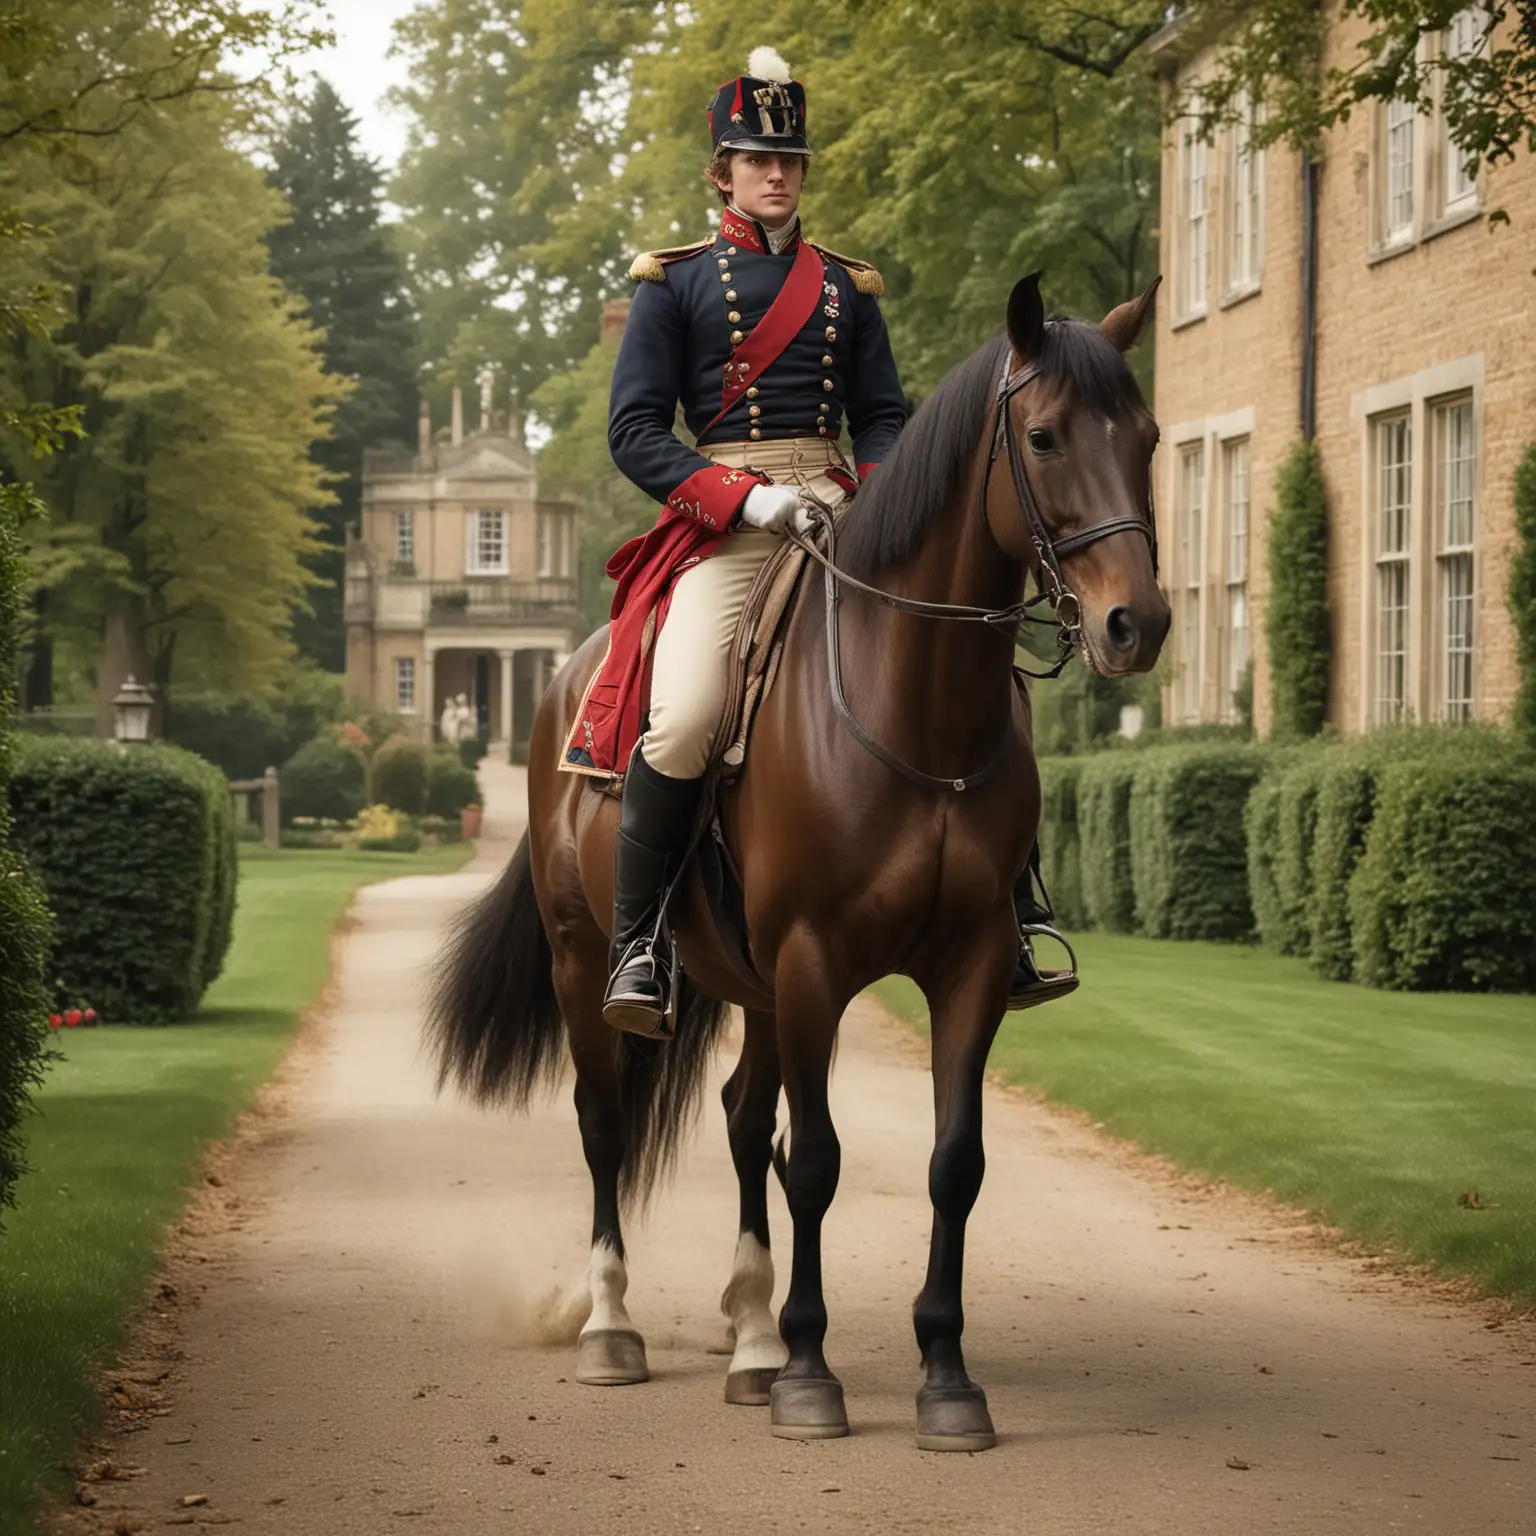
[987,271,1170,677]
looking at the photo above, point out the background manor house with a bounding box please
[344,386,583,760]
[1152,8,1531,735]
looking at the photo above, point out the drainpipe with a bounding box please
[1300,149,1318,442]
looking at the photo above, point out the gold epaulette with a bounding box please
[628,240,713,283]
[808,242,885,297]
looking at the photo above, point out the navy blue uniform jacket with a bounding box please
[607,207,908,528]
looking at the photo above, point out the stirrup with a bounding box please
[602,932,678,1039]
[1007,921,1079,1011]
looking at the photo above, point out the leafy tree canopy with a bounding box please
[265,78,420,670]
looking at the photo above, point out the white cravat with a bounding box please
[730,205,800,254]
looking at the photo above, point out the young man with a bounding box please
[563,49,1072,1036]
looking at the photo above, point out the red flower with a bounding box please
[64,1009,82,1027]
[84,1008,98,1025]
[48,1014,62,1029]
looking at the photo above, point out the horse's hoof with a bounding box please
[725,1366,780,1406]
[575,1328,649,1386]
[770,1376,849,1439]
[915,1382,996,1452]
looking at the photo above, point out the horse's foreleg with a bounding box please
[558,931,649,1387]
[769,938,849,1440]
[911,920,1014,1451]
[719,1008,787,1405]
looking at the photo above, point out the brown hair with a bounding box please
[703,147,736,204]
[702,147,810,205]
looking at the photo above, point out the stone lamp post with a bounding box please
[112,675,155,746]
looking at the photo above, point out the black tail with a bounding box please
[426,830,565,1109]
[427,829,729,1209]
[617,981,729,1206]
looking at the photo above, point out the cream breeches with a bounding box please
[639,438,852,780]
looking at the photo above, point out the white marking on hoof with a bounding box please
[721,1233,787,1376]
[579,1238,636,1338]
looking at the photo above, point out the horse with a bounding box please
[428,270,1169,1452]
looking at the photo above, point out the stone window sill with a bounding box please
[1171,308,1208,333]
[1219,282,1262,311]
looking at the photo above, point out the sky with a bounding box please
[293,0,422,171]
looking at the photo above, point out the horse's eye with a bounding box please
[1027,427,1055,455]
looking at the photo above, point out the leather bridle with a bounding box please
[788,338,1159,794]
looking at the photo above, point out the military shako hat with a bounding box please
[708,47,810,156]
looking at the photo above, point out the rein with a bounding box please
[787,347,1158,794]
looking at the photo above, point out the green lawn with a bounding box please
[874,932,1536,1305]
[0,841,474,1527]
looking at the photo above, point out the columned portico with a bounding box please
[422,628,571,761]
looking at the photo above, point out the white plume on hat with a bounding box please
[747,46,792,83]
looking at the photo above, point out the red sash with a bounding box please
[701,239,825,438]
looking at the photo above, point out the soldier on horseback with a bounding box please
[562,47,1073,1036]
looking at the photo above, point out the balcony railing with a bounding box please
[349,573,577,628]
[425,578,577,624]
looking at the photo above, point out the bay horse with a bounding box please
[428,271,1169,1451]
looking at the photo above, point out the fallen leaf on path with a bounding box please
[1255,1365,1274,1374]
[1490,1455,1521,1462]
[820,1485,841,1494]
[165,1435,192,1446]
[179,1494,208,1507]
[1225,1457,1252,1471]
[1321,1432,1339,1438]
[529,1466,546,1477]
[74,1485,98,1506]
[112,1519,141,1535]
[164,1517,195,1528]
[493,1454,515,1466]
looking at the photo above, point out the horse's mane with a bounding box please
[838,318,1147,577]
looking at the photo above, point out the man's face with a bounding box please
[719,151,806,229]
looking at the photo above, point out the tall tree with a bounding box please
[266,79,420,672]
[3,82,341,726]
[387,0,653,404]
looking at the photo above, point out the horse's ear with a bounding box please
[1100,276,1162,353]
[1006,271,1045,360]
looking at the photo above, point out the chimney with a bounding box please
[450,383,464,446]
[417,397,431,457]
[507,391,523,447]
[479,370,494,434]
[601,298,630,345]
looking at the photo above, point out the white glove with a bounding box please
[739,483,806,535]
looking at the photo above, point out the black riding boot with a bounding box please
[602,747,704,1038]
[1007,841,1079,1011]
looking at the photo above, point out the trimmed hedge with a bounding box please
[1036,757,1085,929]
[373,736,429,816]
[7,738,238,1024]
[1349,755,1536,991]
[1076,754,1139,932]
[1244,772,1286,951]
[281,734,367,825]
[1129,745,1266,941]
[1271,753,1327,956]
[1,486,54,1215]
[427,748,480,820]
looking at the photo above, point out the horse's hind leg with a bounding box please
[911,926,1014,1451]
[719,1008,787,1405]
[557,925,649,1386]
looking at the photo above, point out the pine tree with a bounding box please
[266,79,420,672]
